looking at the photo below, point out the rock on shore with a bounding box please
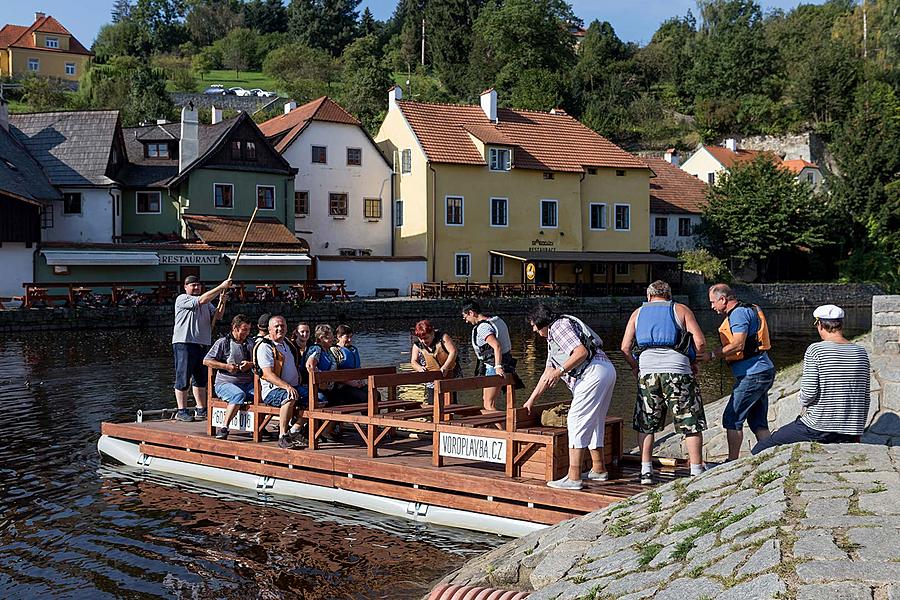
[435,443,900,600]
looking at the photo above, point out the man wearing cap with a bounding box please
[172,275,232,422]
[254,312,271,345]
[752,305,870,454]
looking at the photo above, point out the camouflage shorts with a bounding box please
[633,372,707,435]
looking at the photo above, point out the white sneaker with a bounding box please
[547,476,583,490]
[640,471,653,485]
[581,470,609,481]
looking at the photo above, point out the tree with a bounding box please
[424,0,483,96]
[92,20,149,61]
[111,0,134,22]
[359,7,377,36]
[131,0,188,54]
[244,0,288,33]
[700,157,828,280]
[262,42,341,101]
[337,34,392,131]
[185,0,244,48]
[22,76,69,111]
[289,0,361,56]
[217,28,259,77]
[79,57,175,126]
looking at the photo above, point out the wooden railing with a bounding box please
[409,281,653,299]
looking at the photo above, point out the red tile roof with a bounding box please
[0,15,91,55]
[781,159,819,175]
[704,145,780,169]
[396,100,647,172]
[645,157,709,215]
[182,215,304,247]
[259,96,361,153]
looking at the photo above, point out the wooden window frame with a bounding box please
[655,216,668,237]
[214,183,234,209]
[256,185,276,211]
[363,197,382,220]
[445,196,464,226]
[312,145,327,164]
[136,191,162,215]
[294,190,309,217]
[540,199,558,229]
[589,202,607,230]
[614,203,631,231]
[346,147,362,166]
[62,192,82,215]
[329,192,349,217]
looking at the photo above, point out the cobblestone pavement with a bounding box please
[437,443,900,600]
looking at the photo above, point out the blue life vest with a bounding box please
[633,301,696,361]
[332,344,361,369]
[305,344,336,372]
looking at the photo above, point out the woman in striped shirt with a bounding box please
[752,305,870,454]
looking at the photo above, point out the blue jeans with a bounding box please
[263,387,298,407]
[752,417,860,454]
[722,367,775,432]
[215,380,254,405]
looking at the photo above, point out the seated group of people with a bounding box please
[202,312,370,448]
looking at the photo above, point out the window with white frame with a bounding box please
[347,147,362,166]
[401,149,412,174]
[63,192,82,215]
[294,191,309,216]
[329,193,348,216]
[312,145,327,164]
[678,217,692,237]
[395,200,403,226]
[614,204,630,230]
[28,58,39,72]
[136,191,161,214]
[257,185,275,210]
[490,254,504,277]
[591,263,607,276]
[489,147,510,171]
[45,37,59,48]
[364,197,382,219]
[41,205,54,228]
[446,196,463,225]
[616,263,630,276]
[490,197,508,227]
[455,253,471,277]
[589,203,606,230]
[707,172,715,184]
[214,183,233,209]
[654,217,668,237]
[540,199,558,228]
[65,62,75,75]
[145,142,169,158]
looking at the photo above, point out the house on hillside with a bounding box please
[680,139,779,185]
[782,159,824,189]
[0,12,92,83]
[259,96,393,257]
[645,154,708,253]
[375,86,681,289]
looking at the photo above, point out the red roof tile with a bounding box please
[645,157,708,215]
[704,145,780,169]
[0,15,91,55]
[182,215,304,247]
[781,159,819,175]
[396,100,647,172]
[259,96,361,153]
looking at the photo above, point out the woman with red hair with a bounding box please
[410,319,460,404]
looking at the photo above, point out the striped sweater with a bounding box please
[799,341,871,435]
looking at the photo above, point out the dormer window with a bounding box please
[489,147,510,172]
[145,143,170,158]
[45,37,59,49]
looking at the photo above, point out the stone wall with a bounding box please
[169,93,284,113]
[738,131,836,172]
[729,283,883,308]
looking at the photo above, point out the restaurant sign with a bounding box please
[159,254,220,265]
[439,432,507,464]
[528,239,556,253]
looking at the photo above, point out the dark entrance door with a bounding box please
[535,261,551,283]
[180,266,200,283]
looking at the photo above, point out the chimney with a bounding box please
[35,11,46,21]
[179,103,199,173]
[211,105,223,125]
[480,87,497,122]
[724,138,737,152]
[388,85,402,111]
[664,148,679,166]
[0,95,8,132]
[284,101,297,115]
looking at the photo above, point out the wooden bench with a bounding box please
[205,367,297,443]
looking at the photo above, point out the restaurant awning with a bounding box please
[223,253,311,266]
[489,250,683,264]
[41,250,160,266]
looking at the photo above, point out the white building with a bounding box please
[645,153,708,252]
[782,159,824,189]
[680,138,777,186]
[260,97,393,257]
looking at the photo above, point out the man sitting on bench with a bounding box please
[203,314,255,439]
[255,315,307,449]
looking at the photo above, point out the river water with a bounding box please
[0,306,870,599]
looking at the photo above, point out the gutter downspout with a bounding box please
[108,188,118,241]
[429,164,436,282]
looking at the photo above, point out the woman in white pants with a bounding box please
[523,304,617,490]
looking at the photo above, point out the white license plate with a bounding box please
[211,407,254,432]
[439,432,507,464]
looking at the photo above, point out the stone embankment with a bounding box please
[437,443,900,600]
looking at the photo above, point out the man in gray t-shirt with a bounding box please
[203,313,254,439]
[255,315,305,449]
[172,275,231,422]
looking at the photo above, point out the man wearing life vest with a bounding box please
[523,304,616,491]
[621,280,708,484]
[203,313,255,440]
[705,283,774,460]
[254,315,307,449]
[462,300,521,411]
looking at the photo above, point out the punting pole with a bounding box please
[213,205,259,328]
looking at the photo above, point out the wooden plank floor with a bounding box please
[101,419,689,526]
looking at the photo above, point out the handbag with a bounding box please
[541,403,570,427]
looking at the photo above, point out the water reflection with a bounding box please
[0,306,870,598]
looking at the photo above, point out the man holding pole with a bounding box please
[173,275,232,422]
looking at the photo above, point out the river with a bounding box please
[0,306,870,599]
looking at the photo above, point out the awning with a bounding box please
[223,253,311,266]
[41,250,160,266]
[490,250,683,264]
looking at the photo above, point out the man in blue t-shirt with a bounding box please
[704,284,775,460]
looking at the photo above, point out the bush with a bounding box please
[679,248,732,283]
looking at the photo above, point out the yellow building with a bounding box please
[374,87,681,289]
[0,13,92,82]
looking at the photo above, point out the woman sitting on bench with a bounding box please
[410,319,461,405]
[330,324,380,405]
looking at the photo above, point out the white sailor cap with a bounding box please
[813,304,845,320]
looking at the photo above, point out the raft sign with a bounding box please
[211,407,254,432]
[439,432,507,464]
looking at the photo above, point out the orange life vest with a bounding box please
[414,330,457,372]
[718,303,771,363]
